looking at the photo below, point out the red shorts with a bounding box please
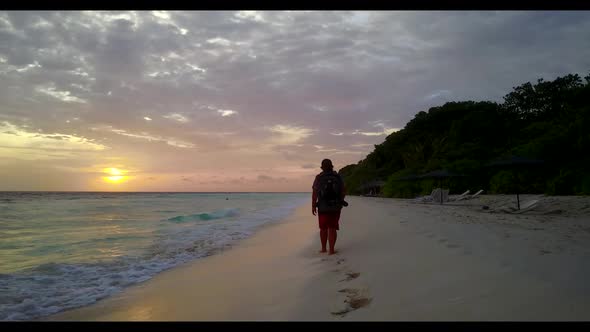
[318,210,341,230]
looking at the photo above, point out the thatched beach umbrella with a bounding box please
[486,155,544,210]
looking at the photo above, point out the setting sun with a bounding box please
[107,168,122,176]
[103,168,128,184]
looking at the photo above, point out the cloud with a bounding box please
[0,60,42,74]
[187,63,206,73]
[311,105,328,112]
[267,125,315,145]
[217,109,237,117]
[424,90,452,101]
[0,121,107,154]
[349,121,400,136]
[325,123,399,137]
[351,128,399,136]
[163,113,189,123]
[207,37,232,47]
[36,85,87,104]
[91,125,195,148]
[234,11,266,23]
[301,163,316,169]
[2,11,590,191]
[314,147,365,155]
[152,11,171,20]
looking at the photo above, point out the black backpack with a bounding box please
[316,171,343,213]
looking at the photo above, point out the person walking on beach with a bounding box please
[312,159,346,255]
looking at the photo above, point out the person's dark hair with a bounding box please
[321,159,334,171]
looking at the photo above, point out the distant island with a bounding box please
[340,72,590,197]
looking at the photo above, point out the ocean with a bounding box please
[0,192,309,320]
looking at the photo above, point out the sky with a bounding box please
[1,11,589,192]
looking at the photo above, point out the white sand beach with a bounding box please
[48,194,590,321]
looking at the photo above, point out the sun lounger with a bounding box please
[497,199,540,213]
[449,190,470,201]
[413,188,441,203]
[457,189,483,201]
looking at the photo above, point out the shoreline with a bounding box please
[47,199,319,321]
[48,195,590,321]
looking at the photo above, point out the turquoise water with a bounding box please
[0,192,309,320]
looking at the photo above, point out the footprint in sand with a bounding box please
[339,272,360,282]
[331,288,372,317]
[336,258,345,265]
[438,238,448,243]
[446,243,460,249]
[338,288,359,295]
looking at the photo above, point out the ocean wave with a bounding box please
[166,208,239,222]
[0,238,233,320]
[0,195,308,321]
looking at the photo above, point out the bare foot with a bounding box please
[329,250,338,255]
[319,249,327,253]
